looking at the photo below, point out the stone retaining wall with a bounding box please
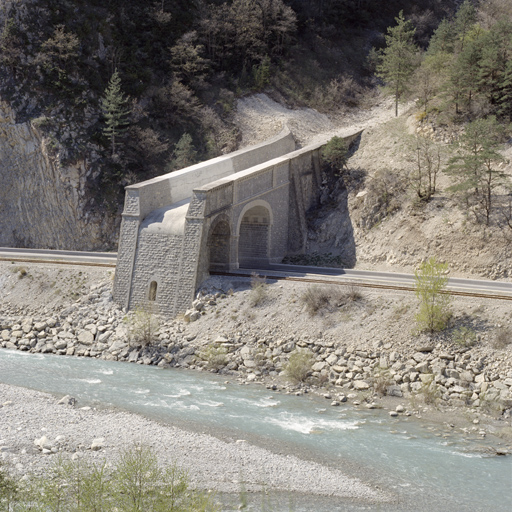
[1,286,511,416]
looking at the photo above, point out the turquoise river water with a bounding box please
[0,349,510,511]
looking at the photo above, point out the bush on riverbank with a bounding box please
[0,445,219,512]
[284,349,314,384]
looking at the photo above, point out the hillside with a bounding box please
[0,0,458,250]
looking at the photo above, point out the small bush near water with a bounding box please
[124,304,160,347]
[0,445,219,512]
[284,349,314,383]
[199,344,229,370]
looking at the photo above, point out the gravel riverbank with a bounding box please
[0,382,388,506]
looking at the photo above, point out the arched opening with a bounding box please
[148,281,158,301]
[238,205,271,268]
[208,220,231,271]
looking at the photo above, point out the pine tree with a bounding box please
[377,11,418,117]
[445,116,508,224]
[454,0,477,52]
[451,37,483,112]
[498,59,512,118]
[101,69,130,159]
[479,21,512,108]
[427,18,455,56]
[171,133,197,170]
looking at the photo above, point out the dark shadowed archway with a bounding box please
[208,219,231,271]
[238,204,271,268]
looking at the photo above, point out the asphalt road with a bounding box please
[0,247,117,267]
[0,248,510,297]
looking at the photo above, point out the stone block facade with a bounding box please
[113,128,362,317]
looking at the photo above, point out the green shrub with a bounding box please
[14,445,219,512]
[284,349,314,383]
[414,257,451,333]
[372,368,393,396]
[344,283,363,302]
[417,378,441,406]
[252,55,271,90]
[452,326,477,347]
[301,286,331,316]
[301,284,363,316]
[322,136,348,173]
[125,305,159,347]
[199,344,229,370]
[0,462,17,511]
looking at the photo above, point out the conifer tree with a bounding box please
[445,116,508,224]
[377,11,418,117]
[454,0,477,52]
[101,69,130,159]
[171,133,197,170]
[499,60,512,119]
[427,18,455,56]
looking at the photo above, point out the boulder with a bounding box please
[90,438,105,451]
[353,380,370,390]
[34,436,53,451]
[128,349,140,363]
[54,340,68,350]
[85,324,97,335]
[387,385,403,397]
[415,361,430,374]
[77,330,94,346]
[109,340,127,353]
[460,371,474,383]
[312,361,327,372]
[99,331,112,343]
[58,395,76,406]
[33,322,47,332]
[325,354,338,366]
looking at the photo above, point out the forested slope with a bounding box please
[1,0,511,251]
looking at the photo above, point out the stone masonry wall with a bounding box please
[129,231,185,317]
[114,130,363,318]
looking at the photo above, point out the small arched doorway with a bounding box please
[148,281,158,302]
[238,204,271,268]
[208,219,231,271]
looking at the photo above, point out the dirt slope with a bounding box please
[234,93,512,281]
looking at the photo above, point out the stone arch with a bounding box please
[237,201,272,268]
[207,215,231,271]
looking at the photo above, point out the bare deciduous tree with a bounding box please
[413,135,441,202]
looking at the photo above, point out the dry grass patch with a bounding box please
[492,327,512,350]
[301,283,364,316]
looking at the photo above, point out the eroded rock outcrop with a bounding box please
[0,101,117,250]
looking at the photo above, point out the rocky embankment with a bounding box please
[1,278,512,422]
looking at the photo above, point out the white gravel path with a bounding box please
[234,93,411,148]
[0,383,388,504]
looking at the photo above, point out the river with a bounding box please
[0,349,510,511]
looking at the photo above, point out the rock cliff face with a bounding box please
[0,102,117,250]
